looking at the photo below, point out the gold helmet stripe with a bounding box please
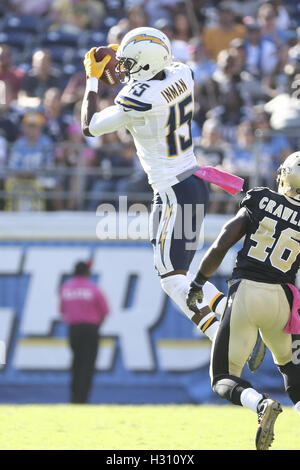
[124,34,169,52]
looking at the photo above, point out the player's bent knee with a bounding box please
[212,375,252,406]
[278,361,300,404]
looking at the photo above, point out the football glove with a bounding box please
[186,272,209,313]
[186,281,204,313]
[83,47,111,80]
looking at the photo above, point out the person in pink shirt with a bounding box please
[59,261,109,404]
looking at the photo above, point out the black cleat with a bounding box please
[255,397,282,450]
[247,332,267,372]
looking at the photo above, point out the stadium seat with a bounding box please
[39,31,79,65]
[40,44,75,65]
[0,31,31,52]
[2,14,45,35]
[81,31,107,50]
[41,31,79,48]
[0,4,5,18]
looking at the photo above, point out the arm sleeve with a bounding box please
[89,105,131,137]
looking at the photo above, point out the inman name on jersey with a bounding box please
[161,79,188,103]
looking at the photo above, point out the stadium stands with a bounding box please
[0,0,299,211]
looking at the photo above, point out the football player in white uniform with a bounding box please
[81,27,264,358]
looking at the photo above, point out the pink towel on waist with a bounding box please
[284,283,300,334]
[193,166,244,195]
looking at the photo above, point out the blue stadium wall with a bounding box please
[0,238,298,405]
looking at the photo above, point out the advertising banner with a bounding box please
[0,237,298,405]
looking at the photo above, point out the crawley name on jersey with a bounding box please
[89,62,197,192]
[233,187,300,284]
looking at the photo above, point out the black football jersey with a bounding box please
[232,187,300,284]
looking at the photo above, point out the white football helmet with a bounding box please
[277,151,300,201]
[116,27,172,83]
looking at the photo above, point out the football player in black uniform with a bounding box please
[186,152,300,450]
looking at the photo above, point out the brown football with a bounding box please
[94,46,120,86]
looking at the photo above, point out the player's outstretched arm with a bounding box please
[197,208,249,279]
[81,88,98,137]
[81,48,111,136]
[186,208,249,311]
[81,47,131,137]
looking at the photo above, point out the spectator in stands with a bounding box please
[208,87,251,143]
[43,87,71,142]
[194,117,234,214]
[252,108,291,186]
[194,118,232,168]
[88,134,135,211]
[127,5,148,30]
[50,0,105,33]
[197,48,249,126]
[0,45,24,102]
[106,23,128,46]
[9,112,54,172]
[224,121,257,183]
[141,0,173,26]
[257,2,288,45]
[202,1,245,60]
[110,142,152,201]
[171,12,193,62]
[264,72,300,136]
[264,44,290,97]
[155,8,198,66]
[187,39,217,88]
[59,260,109,404]
[228,37,262,104]
[270,0,291,31]
[61,72,86,110]
[20,49,61,100]
[229,37,246,68]
[6,112,55,211]
[243,19,278,78]
[288,26,300,66]
[197,49,235,124]
[55,122,96,210]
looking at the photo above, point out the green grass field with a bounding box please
[0,404,298,450]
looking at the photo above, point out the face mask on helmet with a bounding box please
[116,57,150,83]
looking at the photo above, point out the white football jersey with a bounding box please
[90,62,197,192]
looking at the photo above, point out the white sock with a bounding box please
[161,274,219,341]
[294,401,300,416]
[197,312,219,341]
[203,281,227,315]
[240,388,263,413]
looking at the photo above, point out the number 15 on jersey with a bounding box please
[165,94,193,157]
